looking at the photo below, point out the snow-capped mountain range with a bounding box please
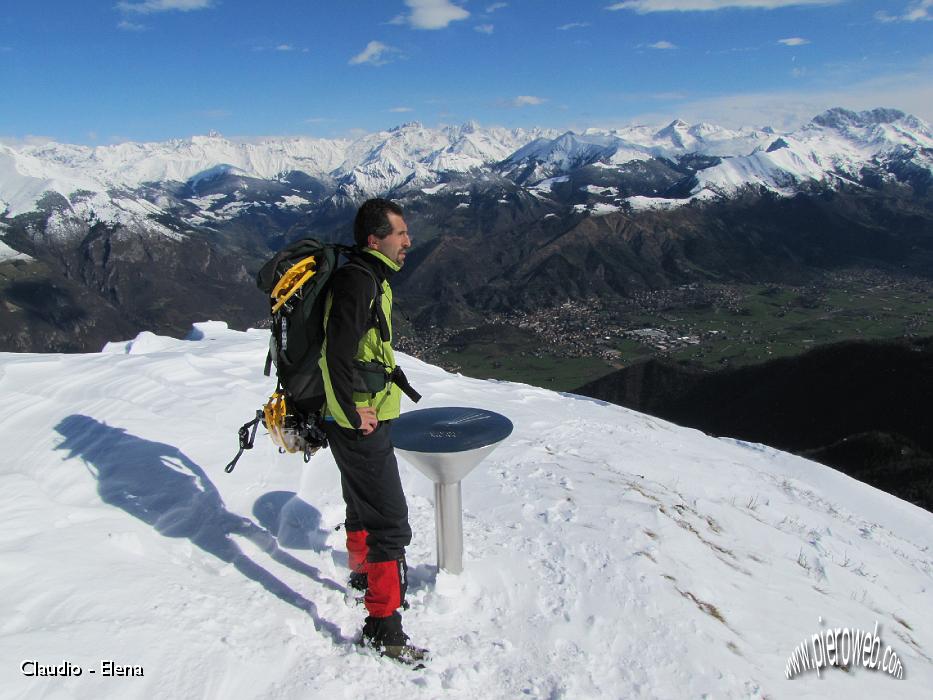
[2,107,932,357]
[0,122,552,223]
[0,108,929,240]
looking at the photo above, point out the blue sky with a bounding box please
[1,1,931,144]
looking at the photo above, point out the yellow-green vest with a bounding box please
[319,249,403,428]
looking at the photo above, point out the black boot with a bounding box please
[360,612,428,666]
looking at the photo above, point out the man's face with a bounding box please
[369,211,411,267]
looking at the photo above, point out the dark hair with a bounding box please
[353,198,404,248]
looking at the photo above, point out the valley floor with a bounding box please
[398,268,933,391]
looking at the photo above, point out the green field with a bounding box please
[429,344,616,392]
[408,271,933,392]
[651,280,933,369]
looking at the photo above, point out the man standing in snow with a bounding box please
[318,198,426,663]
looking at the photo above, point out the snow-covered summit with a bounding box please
[653,118,692,147]
[691,108,933,197]
[2,326,932,698]
[507,130,634,173]
[804,108,932,154]
[0,109,930,226]
[812,107,925,133]
[505,120,785,183]
[0,122,552,217]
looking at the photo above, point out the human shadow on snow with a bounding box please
[54,414,348,644]
[252,491,330,552]
[252,494,438,592]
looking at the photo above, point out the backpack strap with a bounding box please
[342,261,390,342]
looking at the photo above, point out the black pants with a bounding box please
[323,420,412,563]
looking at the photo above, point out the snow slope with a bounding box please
[2,323,932,699]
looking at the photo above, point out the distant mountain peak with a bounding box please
[765,137,791,153]
[390,121,425,132]
[655,119,689,137]
[191,132,229,144]
[652,119,692,148]
[812,107,908,130]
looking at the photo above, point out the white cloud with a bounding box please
[648,40,678,49]
[402,0,470,30]
[557,22,591,30]
[486,2,508,11]
[252,43,308,53]
[116,0,214,14]
[626,65,933,129]
[0,135,59,147]
[507,95,546,107]
[117,20,146,30]
[905,0,933,19]
[389,107,414,113]
[778,37,810,45]
[876,0,932,22]
[349,41,397,66]
[475,24,495,34]
[606,0,841,12]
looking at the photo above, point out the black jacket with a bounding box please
[323,249,395,429]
